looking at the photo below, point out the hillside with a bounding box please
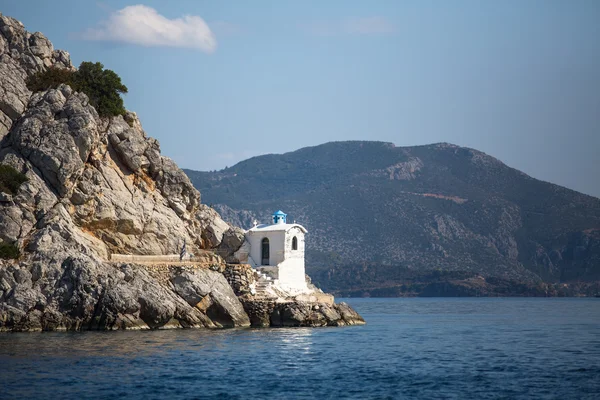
[185,141,600,296]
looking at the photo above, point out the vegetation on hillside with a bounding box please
[25,66,74,92]
[185,141,600,296]
[0,164,28,195]
[0,242,20,260]
[26,61,128,117]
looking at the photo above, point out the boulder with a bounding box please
[171,269,250,328]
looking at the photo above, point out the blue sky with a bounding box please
[2,1,599,196]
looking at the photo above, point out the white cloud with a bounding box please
[302,16,396,36]
[82,5,217,52]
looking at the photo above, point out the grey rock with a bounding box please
[28,32,53,65]
[51,50,74,70]
[381,157,424,180]
[239,299,364,328]
[219,227,246,262]
[0,14,28,54]
[138,292,177,328]
[13,267,31,284]
[317,303,342,323]
[30,263,45,282]
[335,302,366,325]
[10,89,98,196]
[0,192,12,202]
[198,205,230,248]
[0,13,73,75]
[0,205,23,243]
[0,55,30,137]
[171,269,250,328]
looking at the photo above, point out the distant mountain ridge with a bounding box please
[185,141,600,296]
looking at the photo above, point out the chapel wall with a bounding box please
[246,231,286,266]
[284,227,305,260]
[277,258,307,291]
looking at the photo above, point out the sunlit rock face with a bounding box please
[0,12,242,331]
[0,12,363,331]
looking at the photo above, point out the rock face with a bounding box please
[0,14,72,141]
[171,269,250,328]
[0,12,364,331]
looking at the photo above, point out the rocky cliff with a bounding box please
[186,141,600,297]
[0,13,364,331]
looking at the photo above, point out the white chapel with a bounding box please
[244,210,308,292]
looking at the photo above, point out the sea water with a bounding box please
[1,298,599,399]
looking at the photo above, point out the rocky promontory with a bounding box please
[0,13,364,332]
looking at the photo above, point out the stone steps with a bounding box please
[254,272,274,297]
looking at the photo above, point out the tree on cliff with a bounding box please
[26,61,128,117]
[73,62,128,117]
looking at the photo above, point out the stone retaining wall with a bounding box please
[110,252,223,266]
[240,299,276,327]
[223,264,256,296]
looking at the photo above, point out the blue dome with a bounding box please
[272,210,287,224]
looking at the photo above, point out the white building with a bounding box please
[244,210,308,292]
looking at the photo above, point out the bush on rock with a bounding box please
[0,164,28,195]
[26,66,75,92]
[0,242,20,260]
[26,61,128,117]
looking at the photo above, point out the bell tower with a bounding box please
[272,210,287,224]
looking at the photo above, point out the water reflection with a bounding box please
[276,328,314,353]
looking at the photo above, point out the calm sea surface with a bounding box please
[1,298,599,399]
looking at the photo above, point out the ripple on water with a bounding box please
[1,298,599,399]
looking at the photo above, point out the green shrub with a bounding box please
[25,61,128,117]
[0,164,28,195]
[73,61,128,117]
[0,242,20,260]
[26,67,76,92]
